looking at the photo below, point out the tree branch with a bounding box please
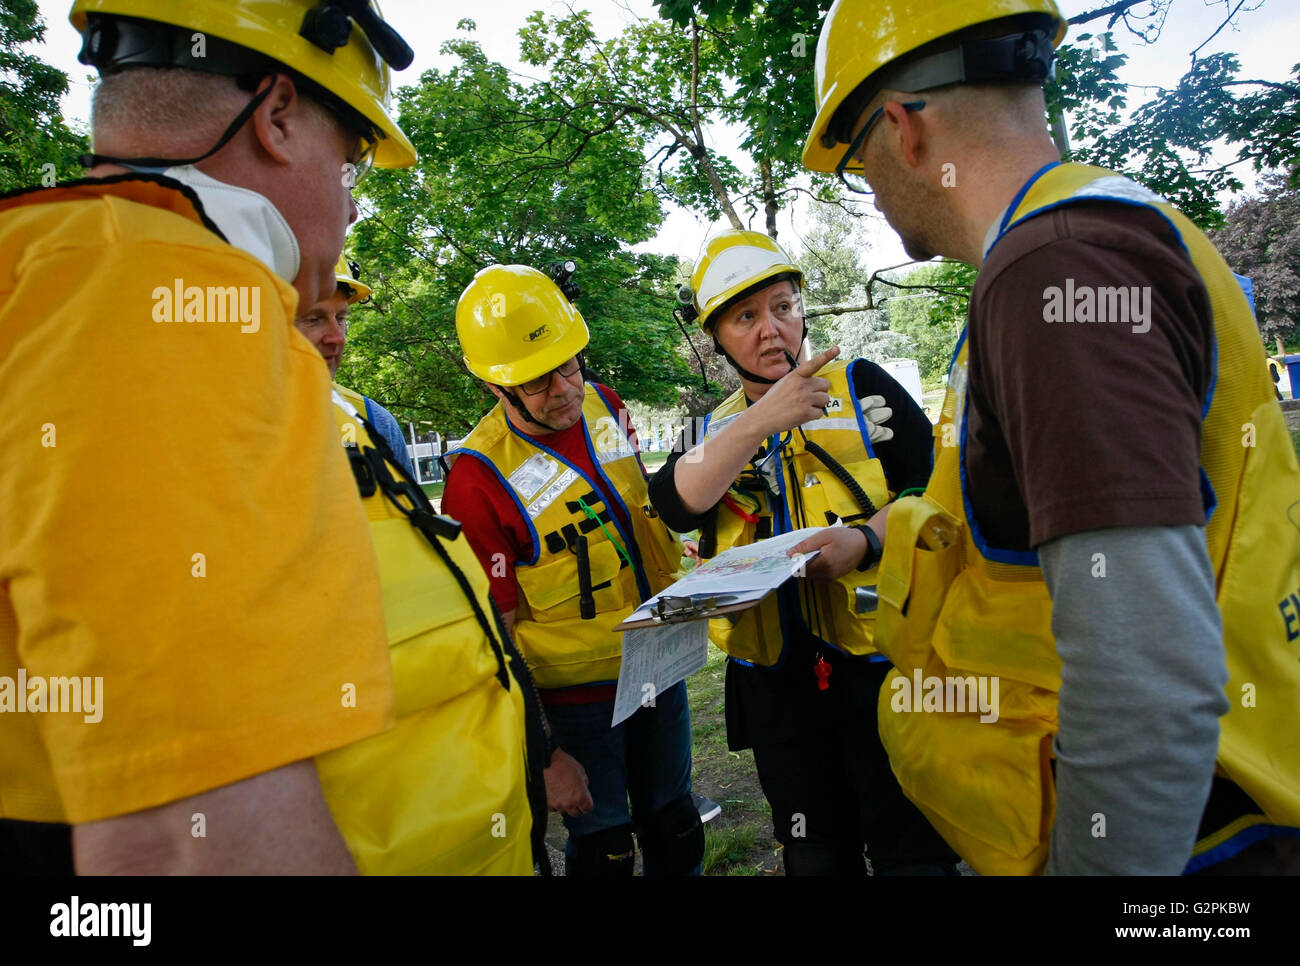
[687,15,742,229]
[805,302,876,318]
[1067,0,1169,43]
[760,158,778,239]
[1067,0,1148,27]
[1190,0,1247,65]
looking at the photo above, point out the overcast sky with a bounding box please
[32,0,1300,270]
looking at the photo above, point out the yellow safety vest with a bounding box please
[448,385,680,689]
[699,359,892,666]
[873,162,1300,875]
[314,388,536,875]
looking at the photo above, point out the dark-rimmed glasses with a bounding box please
[520,356,582,396]
[835,100,926,195]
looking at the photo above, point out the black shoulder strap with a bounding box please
[344,409,553,875]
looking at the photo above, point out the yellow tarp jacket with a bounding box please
[0,177,394,824]
[317,389,534,875]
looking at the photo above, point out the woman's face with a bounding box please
[713,280,804,383]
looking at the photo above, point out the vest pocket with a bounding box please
[635,502,687,592]
[932,569,1060,693]
[708,595,786,666]
[369,519,501,717]
[815,571,880,656]
[793,451,891,655]
[880,678,1055,873]
[874,497,964,671]
[515,537,625,621]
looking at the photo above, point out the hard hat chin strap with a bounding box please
[79,82,274,170]
[499,387,561,434]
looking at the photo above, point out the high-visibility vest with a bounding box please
[873,162,1300,875]
[448,385,680,689]
[698,359,892,666]
[314,389,536,874]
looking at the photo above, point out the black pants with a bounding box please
[0,819,73,875]
[747,660,960,876]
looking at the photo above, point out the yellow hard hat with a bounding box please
[685,230,803,331]
[802,0,1066,173]
[335,256,372,303]
[456,265,590,387]
[70,0,416,168]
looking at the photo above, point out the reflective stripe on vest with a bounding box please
[448,385,680,689]
[872,162,1300,875]
[314,394,535,875]
[700,358,893,666]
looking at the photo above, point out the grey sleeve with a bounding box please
[1038,524,1229,875]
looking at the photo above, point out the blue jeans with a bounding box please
[545,680,697,875]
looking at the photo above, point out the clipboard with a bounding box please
[614,592,763,630]
[613,524,829,632]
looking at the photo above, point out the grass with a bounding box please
[702,824,758,875]
[1292,430,1300,466]
[685,645,781,875]
[421,481,445,501]
[641,450,670,471]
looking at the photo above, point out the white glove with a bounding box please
[858,394,894,443]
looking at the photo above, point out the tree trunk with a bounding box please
[760,158,779,239]
[689,16,743,230]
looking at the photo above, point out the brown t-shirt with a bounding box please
[965,201,1215,551]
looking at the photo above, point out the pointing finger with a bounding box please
[796,346,840,377]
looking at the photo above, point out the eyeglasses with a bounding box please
[835,100,926,195]
[344,136,378,188]
[301,85,379,188]
[519,356,582,396]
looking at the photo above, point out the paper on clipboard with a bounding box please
[615,524,832,630]
[610,620,709,726]
[609,525,833,725]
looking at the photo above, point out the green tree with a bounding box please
[341,21,692,434]
[881,261,975,382]
[0,0,87,192]
[794,202,906,361]
[654,0,841,229]
[1053,35,1300,229]
[514,9,753,231]
[655,0,1297,232]
[1210,170,1300,351]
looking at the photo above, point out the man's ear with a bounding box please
[248,74,301,166]
[485,382,505,402]
[883,98,924,168]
